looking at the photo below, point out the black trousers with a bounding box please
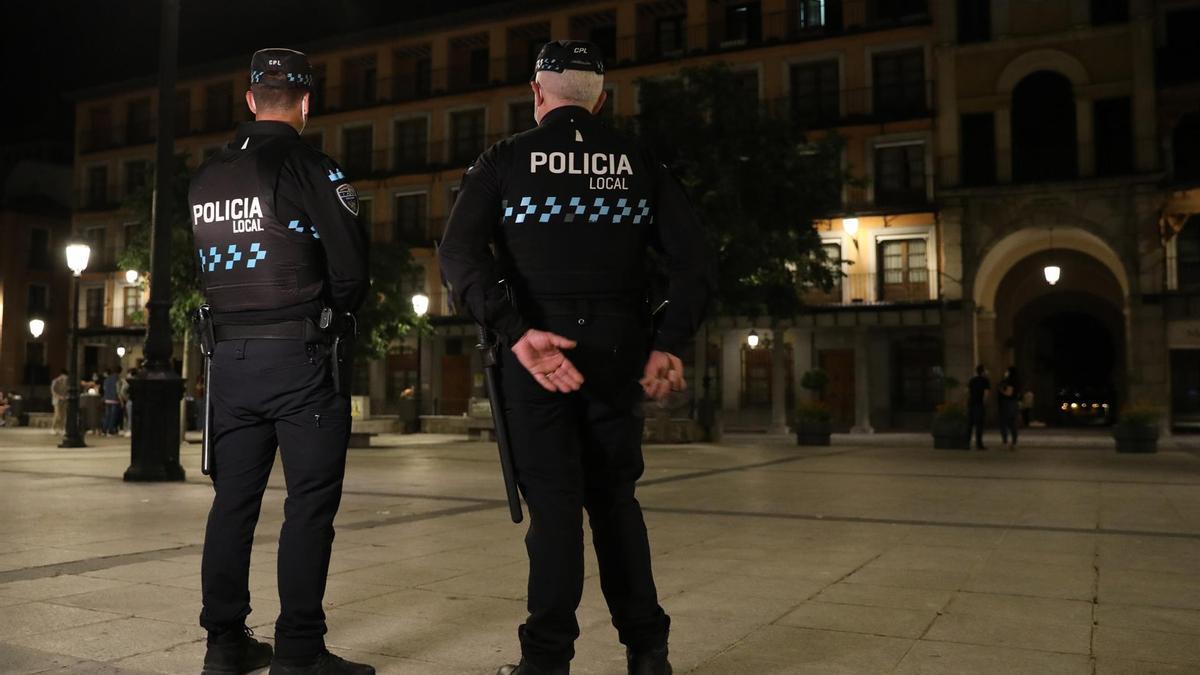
[999,401,1019,445]
[499,310,670,669]
[967,404,985,448]
[199,339,351,661]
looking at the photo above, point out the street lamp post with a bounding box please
[60,243,90,448]
[27,319,45,417]
[411,293,429,432]
[125,0,185,482]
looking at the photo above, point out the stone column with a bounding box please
[722,329,741,413]
[769,325,788,434]
[851,328,874,433]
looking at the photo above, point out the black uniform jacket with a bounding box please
[190,120,369,324]
[438,105,714,356]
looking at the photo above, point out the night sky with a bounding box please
[1,0,511,149]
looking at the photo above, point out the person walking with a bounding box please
[50,369,68,435]
[120,368,135,438]
[966,365,990,450]
[440,40,714,675]
[189,48,371,675]
[101,367,122,436]
[997,367,1021,451]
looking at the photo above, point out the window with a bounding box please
[873,49,925,117]
[1177,216,1200,290]
[588,25,617,65]
[343,54,378,108]
[722,2,762,45]
[655,15,686,56]
[879,238,929,302]
[124,160,148,196]
[893,335,942,411]
[1160,9,1200,84]
[358,195,374,226]
[469,47,490,86]
[126,98,152,144]
[874,142,926,206]
[957,0,990,43]
[86,166,109,208]
[204,82,233,132]
[1094,97,1132,176]
[960,112,996,186]
[1091,0,1128,25]
[508,101,536,135]
[85,226,107,267]
[341,126,374,178]
[415,58,432,96]
[176,89,191,133]
[87,106,112,151]
[868,0,928,24]
[301,132,323,151]
[1175,113,1200,183]
[27,284,49,316]
[123,286,143,324]
[796,0,827,29]
[1011,71,1077,182]
[394,118,428,171]
[449,109,486,165]
[29,228,51,270]
[394,193,428,244]
[808,243,843,303]
[85,287,105,328]
[790,60,839,127]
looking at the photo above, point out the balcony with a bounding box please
[74,186,123,212]
[330,134,509,180]
[803,272,934,307]
[765,81,934,129]
[938,138,1155,190]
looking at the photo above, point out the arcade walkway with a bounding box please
[0,428,1198,674]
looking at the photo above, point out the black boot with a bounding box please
[627,645,672,675]
[202,627,273,675]
[496,660,569,675]
[269,650,375,675]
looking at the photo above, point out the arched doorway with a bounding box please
[1012,71,1077,182]
[989,249,1126,426]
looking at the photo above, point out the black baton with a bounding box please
[477,324,523,524]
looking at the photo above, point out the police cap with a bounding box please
[250,48,314,90]
[531,40,605,81]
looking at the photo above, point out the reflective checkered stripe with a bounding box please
[502,197,652,225]
[286,220,321,240]
[198,243,267,272]
[250,70,313,87]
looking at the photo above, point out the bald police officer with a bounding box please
[439,41,714,675]
[191,48,374,675]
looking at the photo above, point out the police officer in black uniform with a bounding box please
[439,41,714,675]
[190,48,374,675]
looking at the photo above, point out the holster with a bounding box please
[320,308,357,395]
[192,305,215,358]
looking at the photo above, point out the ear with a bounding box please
[591,89,608,116]
[245,90,257,115]
[302,91,310,117]
[531,81,544,107]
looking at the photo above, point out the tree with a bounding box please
[631,63,847,317]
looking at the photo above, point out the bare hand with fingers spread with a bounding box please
[640,350,686,401]
[511,329,585,393]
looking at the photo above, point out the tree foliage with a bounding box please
[631,63,848,319]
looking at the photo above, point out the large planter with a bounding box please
[932,417,969,450]
[1113,423,1159,453]
[795,417,832,446]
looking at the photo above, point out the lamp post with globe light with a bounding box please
[411,293,429,429]
[60,242,90,448]
[27,318,45,418]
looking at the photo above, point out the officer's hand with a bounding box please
[511,329,585,393]
[640,351,686,401]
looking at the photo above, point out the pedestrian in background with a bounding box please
[101,367,122,436]
[121,368,136,438]
[967,365,990,450]
[50,370,68,435]
[1020,388,1034,427]
[998,367,1021,451]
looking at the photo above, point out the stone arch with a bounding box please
[973,226,1129,313]
[996,49,1091,95]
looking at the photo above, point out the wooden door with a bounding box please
[440,355,471,415]
[819,349,855,432]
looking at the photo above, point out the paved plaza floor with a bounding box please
[0,427,1198,674]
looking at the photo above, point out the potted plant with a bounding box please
[1113,404,1161,453]
[795,369,832,446]
[932,402,969,450]
[795,399,832,445]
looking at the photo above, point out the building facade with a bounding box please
[67,0,1199,432]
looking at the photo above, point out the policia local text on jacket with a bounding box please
[189,48,373,675]
[439,40,715,675]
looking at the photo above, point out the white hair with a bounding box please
[535,69,604,106]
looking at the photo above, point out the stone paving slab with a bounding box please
[0,428,1198,673]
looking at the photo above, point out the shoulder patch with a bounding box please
[336,183,359,216]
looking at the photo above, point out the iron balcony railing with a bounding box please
[804,272,935,307]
